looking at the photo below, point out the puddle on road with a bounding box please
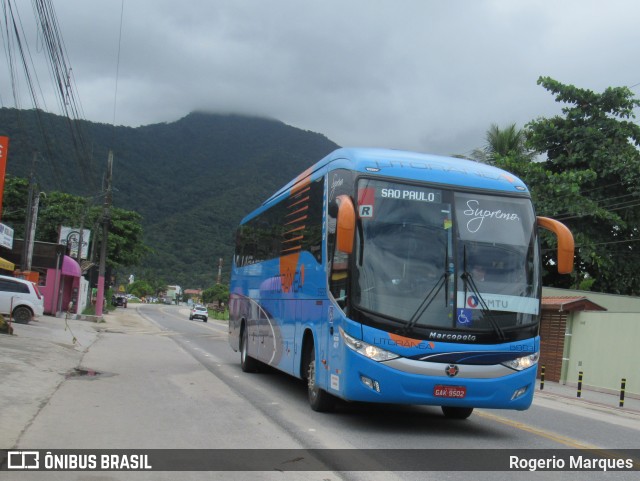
[65,367,115,380]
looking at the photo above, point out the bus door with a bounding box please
[300,299,329,387]
[277,298,295,373]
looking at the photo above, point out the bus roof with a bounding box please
[246,148,529,223]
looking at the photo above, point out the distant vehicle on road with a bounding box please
[111,295,128,308]
[189,305,208,322]
[0,274,44,323]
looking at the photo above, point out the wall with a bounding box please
[77,276,89,314]
[564,312,640,396]
[542,287,640,398]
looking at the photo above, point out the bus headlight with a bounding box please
[501,352,540,371]
[339,327,399,362]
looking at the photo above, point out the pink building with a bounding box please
[39,255,82,315]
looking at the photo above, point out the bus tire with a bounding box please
[240,325,260,373]
[441,406,474,419]
[306,344,335,412]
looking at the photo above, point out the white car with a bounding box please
[189,305,208,322]
[0,275,45,323]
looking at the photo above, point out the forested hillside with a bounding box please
[0,108,339,287]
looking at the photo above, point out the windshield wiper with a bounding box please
[461,247,506,341]
[401,272,447,335]
[401,240,450,335]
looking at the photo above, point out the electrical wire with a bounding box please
[1,0,66,189]
[31,0,96,192]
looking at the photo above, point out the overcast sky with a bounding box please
[3,0,640,157]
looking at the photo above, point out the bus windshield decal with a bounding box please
[456,292,539,315]
[380,187,442,203]
[463,199,521,233]
[454,192,533,246]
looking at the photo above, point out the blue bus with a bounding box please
[229,148,573,418]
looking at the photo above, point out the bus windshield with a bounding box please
[353,179,540,334]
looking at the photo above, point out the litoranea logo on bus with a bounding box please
[375,332,435,351]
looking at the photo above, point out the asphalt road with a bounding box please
[2,303,639,480]
[146,304,640,480]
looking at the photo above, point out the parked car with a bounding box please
[0,274,45,323]
[189,305,208,322]
[112,294,128,308]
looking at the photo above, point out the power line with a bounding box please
[1,0,66,188]
[31,0,96,192]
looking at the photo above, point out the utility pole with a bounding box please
[21,154,37,271]
[75,203,87,315]
[24,189,41,271]
[95,151,113,317]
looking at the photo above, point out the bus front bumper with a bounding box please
[333,349,537,410]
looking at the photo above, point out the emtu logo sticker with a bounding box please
[467,295,479,308]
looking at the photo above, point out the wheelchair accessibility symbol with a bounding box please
[456,308,473,327]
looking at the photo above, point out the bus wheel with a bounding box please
[441,406,474,419]
[306,345,335,412]
[240,326,260,373]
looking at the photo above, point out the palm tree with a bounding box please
[475,123,531,164]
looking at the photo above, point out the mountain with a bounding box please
[0,108,339,287]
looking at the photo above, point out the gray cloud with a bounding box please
[3,0,639,156]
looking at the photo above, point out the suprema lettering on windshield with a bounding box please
[463,199,520,233]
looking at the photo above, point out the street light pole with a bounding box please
[95,150,113,317]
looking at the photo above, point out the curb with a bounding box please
[536,390,640,416]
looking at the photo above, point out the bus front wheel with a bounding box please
[306,345,335,412]
[441,406,474,419]
[240,326,260,373]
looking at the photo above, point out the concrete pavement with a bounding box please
[1,305,354,480]
[1,305,639,452]
[0,311,102,448]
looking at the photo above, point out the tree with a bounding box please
[1,176,29,238]
[202,284,229,305]
[472,123,532,164]
[104,207,150,269]
[128,280,153,298]
[525,77,640,294]
[36,191,89,242]
[147,277,168,298]
[2,175,150,270]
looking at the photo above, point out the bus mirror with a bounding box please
[537,216,574,274]
[336,195,356,254]
[328,198,339,218]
